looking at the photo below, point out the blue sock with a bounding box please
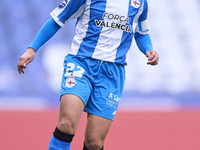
[48,135,71,150]
[48,127,74,150]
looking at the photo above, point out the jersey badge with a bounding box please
[58,0,68,9]
[65,76,76,88]
[131,0,141,8]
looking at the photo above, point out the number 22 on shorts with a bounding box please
[64,63,85,78]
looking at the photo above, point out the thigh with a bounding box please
[85,113,112,146]
[57,94,85,134]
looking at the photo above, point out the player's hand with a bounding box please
[146,50,159,66]
[17,48,36,74]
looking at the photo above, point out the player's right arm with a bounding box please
[17,48,36,74]
[18,0,86,74]
[17,18,61,74]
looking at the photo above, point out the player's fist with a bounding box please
[146,50,159,66]
[17,48,36,74]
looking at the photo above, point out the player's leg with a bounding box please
[49,55,93,150]
[82,61,125,150]
[57,94,85,134]
[83,114,112,150]
[49,94,85,150]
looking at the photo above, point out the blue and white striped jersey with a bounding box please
[50,0,150,65]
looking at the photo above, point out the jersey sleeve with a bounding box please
[29,18,61,52]
[134,0,153,54]
[50,0,86,27]
[135,0,149,35]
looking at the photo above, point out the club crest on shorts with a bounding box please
[65,76,76,88]
[131,0,141,8]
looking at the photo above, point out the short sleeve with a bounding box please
[50,0,86,27]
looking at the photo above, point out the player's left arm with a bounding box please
[134,0,159,66]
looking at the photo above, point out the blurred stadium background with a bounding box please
[0,0,200,149]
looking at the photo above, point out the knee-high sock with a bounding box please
[49,135,71,150]
[48,127,74,150]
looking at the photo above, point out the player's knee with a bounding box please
[57,118,76,134]
[85,138,103,150]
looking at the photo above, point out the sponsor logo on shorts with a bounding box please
[131,0,141,8]
[112,111,116,116]
[106,93,121,109]
[65,76,76,88]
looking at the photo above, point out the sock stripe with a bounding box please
[53,127,74,143]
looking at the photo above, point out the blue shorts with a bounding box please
[60,54,125,120]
